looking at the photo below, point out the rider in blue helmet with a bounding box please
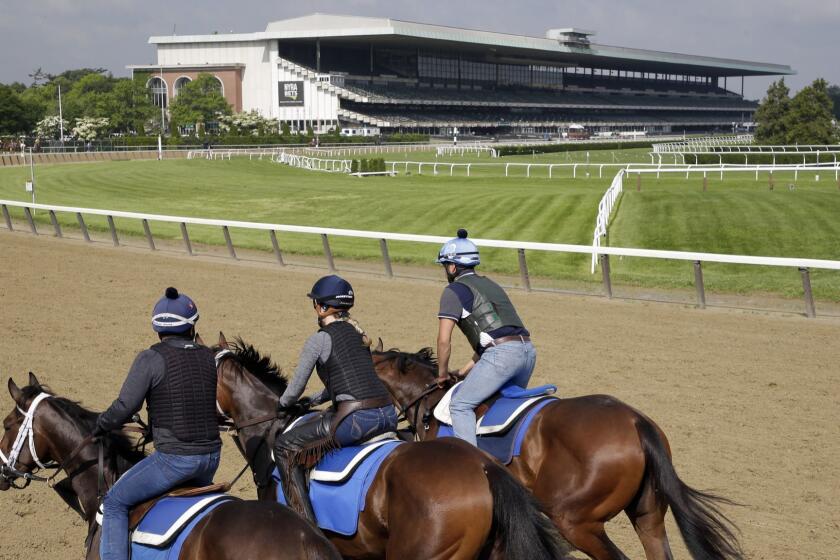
[273,275,397,523]
[435,229,536,447]
[95,288,221,560]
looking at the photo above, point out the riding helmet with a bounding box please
[308,275,354,309]
[151,287,199,334]
[436,229,480,267]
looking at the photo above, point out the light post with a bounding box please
[26,147,36,204]
[158,66,165,160]
[58,84,64,148]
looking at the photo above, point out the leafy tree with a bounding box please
[34,115,69,139]
[827,84,840,120]
[281,122,291,136]
[168,73,231,134]
[0,85,36,134]
[105,78,157,134]
[784,79,837,144]
[754,79,790,143]
[72,117,110,141]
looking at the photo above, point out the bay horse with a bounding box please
[372,345,744,560]
[0,373,340,560]
[213,333,568,560]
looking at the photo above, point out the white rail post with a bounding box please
[107,215,119,246]
[180,223,193,256]
[800,268,816,318]
[23,207,37,234]
[321,234,336,272]
[73,213,94,244]
[1,204,12,230]
[222,226,237,259]
[49,210,62,237]
[693,261,706,309]
[269,230,285,266]
[380,239,393,278]
[141,219,154,249]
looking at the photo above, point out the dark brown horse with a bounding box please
[372,345,744,560]
[213,333,568,560]
[0,373,340,560]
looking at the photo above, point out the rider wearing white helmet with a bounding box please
[435,229,536,446]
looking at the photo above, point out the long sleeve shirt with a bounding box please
[279,331,353,407]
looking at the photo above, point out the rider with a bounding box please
[274,275,397,524]
[435,229,536,446]
[95,287,221,560]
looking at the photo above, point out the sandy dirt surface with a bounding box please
[0,230,838,559]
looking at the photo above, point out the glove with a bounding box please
[92,424,107,439]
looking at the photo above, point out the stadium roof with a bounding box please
[150,13,793,77]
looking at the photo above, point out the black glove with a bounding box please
[92,424,107,439]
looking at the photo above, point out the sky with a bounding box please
[1,0,837,100]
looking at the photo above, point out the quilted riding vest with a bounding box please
[454,273,525,353]
[316,321,390,404]
[147,342,220,447]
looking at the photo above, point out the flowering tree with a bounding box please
[218,110,279,136]
[71,117,110,141]
[34,115,70,139]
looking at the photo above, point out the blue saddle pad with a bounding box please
[439,395,555,465]
[129,494,233,560]
[274,440,403,536]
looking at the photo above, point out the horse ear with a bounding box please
[218,331,229,349]
[8,378,23,405]
[28,371,41,388]
[374,338,384,353]
[194,332,205,346]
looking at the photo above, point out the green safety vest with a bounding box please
[454,273,525,352]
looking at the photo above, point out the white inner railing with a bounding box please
[591,169,625,273]
[1,199,837,317]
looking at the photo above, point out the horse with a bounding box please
[213,332,568,560]
[372,344,744,560]
[1,373,341,560]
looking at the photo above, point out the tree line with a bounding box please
[754,78,839,144]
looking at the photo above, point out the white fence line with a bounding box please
[436,146,498,158]
[275,151,352,173]
[591,170,625,273]
[1,198,837,316]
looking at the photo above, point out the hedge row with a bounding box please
[350,158,388,174]
[497,140,653,157]
[693,153,834,166]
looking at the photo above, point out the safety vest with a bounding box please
[454,273,525,353]
[147,342,220,446]
[316,321,390,404]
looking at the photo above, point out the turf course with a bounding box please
[1,156,839,300]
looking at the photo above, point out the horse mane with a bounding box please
[377,347,438,373]
[20,384,147,468]
[228,337,289,397]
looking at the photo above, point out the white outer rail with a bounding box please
[1,199,837,316]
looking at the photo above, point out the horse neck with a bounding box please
[387,360,446,440]
[41,404,106,520]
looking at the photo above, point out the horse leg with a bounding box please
[625,478,674,560]
[557,520,631,560]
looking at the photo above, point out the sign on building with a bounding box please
[278,81,305,106]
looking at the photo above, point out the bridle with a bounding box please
[0,392,57,488]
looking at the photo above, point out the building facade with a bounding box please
[129,14,794,135]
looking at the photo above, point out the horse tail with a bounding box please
[484,461,568,560]
[636,415,744,560]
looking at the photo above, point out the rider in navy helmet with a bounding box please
[273,275,397,523]
[96,288,221,560]
[435,230,536,447]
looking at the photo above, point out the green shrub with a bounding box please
[497,140,653,157]
[351,159,360,173]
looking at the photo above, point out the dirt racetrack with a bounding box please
[1,230,838,559]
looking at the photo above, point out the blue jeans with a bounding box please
[450,340,536,446]
[100,450,220,560]
[333,405,398,446]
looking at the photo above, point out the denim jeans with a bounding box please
[450,340,536,446]
[100,450,220,560]
[333,405,398,447]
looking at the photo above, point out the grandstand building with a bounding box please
[129,13,794,136]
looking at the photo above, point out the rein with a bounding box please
[395,383,442,436]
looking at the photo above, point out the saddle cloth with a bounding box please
[434,382,557,465]
[273,439,403,536]
[96,493,234,560]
